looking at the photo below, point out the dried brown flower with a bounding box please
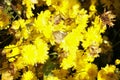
[53,31,67,44]
[100,11,116,27]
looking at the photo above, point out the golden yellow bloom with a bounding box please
[89,4,96,17]
[60,9,88,53]
[21,70,37,80]
[19,19,26,28]
[44,0,79,16]
[44,0,52,6]
[59,9,89,69]
[2,45,20,62]
[86,64,98,80]
[12,19,26,30]
[60,51,76,69]
[82,30,102,49]
[22,0,38,18]
[12,19,32,39]
[75,50,87,69]
[44,75,60,80]
[21,40,48,65]
[115,59,120,65]
[34,37,49,63]
[89,5,96,12]
[21,27,29,39]
[89,0,97,16]
[12,20,21,30]
[75,63,98,80]
[82,16,106,49]
[69,4,80,18]
[6,46,20,58]
[34,10,52,39]
[26,7,34,19]
[13,57,25,70]
[21,44,38,65]
[98,65,119,80]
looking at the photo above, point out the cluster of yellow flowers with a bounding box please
[0,0,119,80]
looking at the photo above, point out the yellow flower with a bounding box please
[82,16,106,49]
[82,29,102,49]
[98,65,119,80]
[22,0,38,18]
[26,7,34,19]
[86,64,98,80]
[89,0,97,14]
[12,19,25,30]
[6,46,20,58]
[21,44,38,65]
[34,37,49,63]
[44,75,60,80]
[59,9,88,69]
[89,4,96,17]
[75,63,98,80]
[21,70,37,80]
[59,0,78,14]
[18,19,26,28]
[12,20,21,30]
[44,0,52,6]
[3,45,20,62]
[21,27,29,39]
[60,52,76,69]
[12,19,32,39]
[69,4,80,18]
[51,0,79,15]
[34,10,52,39]
[13,57,25,70]
[115,59,120,65]
[21,41,48,65]
[60,9,88,53]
